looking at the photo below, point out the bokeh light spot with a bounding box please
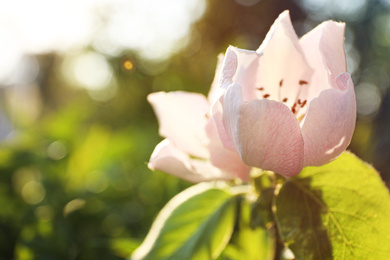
[120,57,136,73]
[355,82,382,120]
[47,140,67,160]
[63,199,86,216]
[85,170,108,194]
[35,205,53,222]
[15,245,34,260]
[235,0,261,6]
[21,180,45,205]
[62,51,113,91]
[13,167,41,194]
[301,0,368,21]
[124,61,133,70]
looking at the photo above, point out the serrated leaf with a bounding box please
[274,152,390,260]
[131,183,236,260]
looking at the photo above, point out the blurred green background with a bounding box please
[0,0,389,259]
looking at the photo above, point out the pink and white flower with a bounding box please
[148,11,356,181]
[212,11,356,177]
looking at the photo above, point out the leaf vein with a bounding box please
[291,180,355,257]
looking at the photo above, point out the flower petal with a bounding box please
[223,83,304,177]
[319,22,347,82]
[211,98,236,150]
[148,91,210,158]
[207,53,225,104]
[255,10,313,108]
[302,72,356,166]
[205,117,251,181]
[211,47,260,150]
[149,139,231,183]
[208,53,225,103]
[219,46,238,90]
[300,21,347,101]
[209,48,237,150]
[229,47,261,102]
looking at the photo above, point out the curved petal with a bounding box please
[255,10,313,108]
[302,72,356,166]
[319,22,347,82]
[211,47,260,150]
[223,83,304,177]
[215,46,260,101]
[148,91,210,158]
[205,117,251,181]
[209,48,237,150]
[148,139,232,183]
[229,46,261,102]
[208,53,225,103]
[300,21,346,101]
[211,98,236,150]
[219,47,238,90]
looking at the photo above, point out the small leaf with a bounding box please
[274,152,390,259]
[131,183,236,260]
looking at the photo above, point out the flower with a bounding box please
[211,11,356,177]
[147,55,251,183]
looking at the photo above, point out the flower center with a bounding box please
[256,78,309,122]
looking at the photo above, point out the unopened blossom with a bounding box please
[212,11,356,177]
[147,55,251,183]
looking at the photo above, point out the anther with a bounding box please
[299,80,308,85]
[282,98,288,103]
[263,94,270,98]
[257,87,264,91]
[297,99,301,105]
[279,79,283,87]
[291,103,297,114]
[300,100,307,108]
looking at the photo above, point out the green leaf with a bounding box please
[274,152,390,259]
[220,197,274,260]
[110,238,140,258]
[131,183,236,260]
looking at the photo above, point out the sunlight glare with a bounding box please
[0,0,206,82]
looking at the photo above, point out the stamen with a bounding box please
[300,100,307,108]
[291,103,297,114]
[282,98,288,103]
[297,113,306,122]
[278,79,284,101]
[299,80,308,85]
[263,94,270,98]
[257,87,264,91]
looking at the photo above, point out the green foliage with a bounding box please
[132,152,390,259]
[0,102,187,259]
[220,198,274,260]
[274,152,390,259]
[1,0,390,258]
[131,183,236,260]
